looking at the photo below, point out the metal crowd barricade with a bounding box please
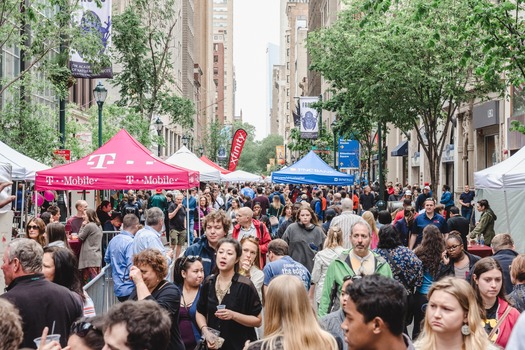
[83,265,118,315]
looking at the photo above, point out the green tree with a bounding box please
[307,0,502,187]
[465,0,525,134]
[112,0,195,128]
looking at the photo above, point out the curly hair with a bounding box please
[0,299,23,350]
[414,225,444,278]
[133,249,169,280]
[377,224,403,249]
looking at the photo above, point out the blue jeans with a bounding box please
[188,217,195,245]
[461,206,473,223]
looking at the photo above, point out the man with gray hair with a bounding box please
[318,221,393,316]
[0,238,82,348]
[491,233,518,294]
[330,198,366,249]
[132,207,173,263]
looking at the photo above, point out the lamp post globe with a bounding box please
[93,82,107,148]
[154,117,163,157]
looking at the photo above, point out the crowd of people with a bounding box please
[1,181,525,350]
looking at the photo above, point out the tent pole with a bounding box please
[502,176,512,234]
[186,190,190,247]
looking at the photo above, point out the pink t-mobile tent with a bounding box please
[35,129,200,190]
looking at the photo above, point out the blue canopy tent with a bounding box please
[271,151,355,185]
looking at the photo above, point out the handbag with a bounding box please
[269,206,283,226]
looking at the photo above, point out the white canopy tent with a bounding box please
[474,146,525,253]
[0,140,49,181]
[221,170,262,183]
[165,146,222,182]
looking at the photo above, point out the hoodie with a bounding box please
[469,208,497,245]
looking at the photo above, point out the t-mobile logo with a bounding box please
[86,153,117,169]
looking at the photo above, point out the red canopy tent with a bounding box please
[35,130,200,190]
[200,155,230,175]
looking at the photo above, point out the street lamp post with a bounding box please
[331,119,338,170]
[154,117,163,157]
[93,82,108,148]
[182,134,189,147]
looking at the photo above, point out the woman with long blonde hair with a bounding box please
[245,275,338,350]
[414,277,496,350]
[361,211,379,249]
[310,225,345,308]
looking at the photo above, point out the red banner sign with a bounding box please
[228,129,248,171]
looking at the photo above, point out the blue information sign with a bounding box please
[338,139,360,169]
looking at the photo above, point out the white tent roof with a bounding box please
[0,141,49,181]
[165,146,222,182]
[474,146,525,189]
[222,170,262,183]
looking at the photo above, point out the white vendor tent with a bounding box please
[165,146,222,182]
[474,146,525,253]
[0,141,49,181]
[221,170,262,183]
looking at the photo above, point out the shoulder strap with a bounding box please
[488,305,512,340]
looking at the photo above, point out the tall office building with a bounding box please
[212,0,235,124]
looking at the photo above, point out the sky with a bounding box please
[233,0,280,140]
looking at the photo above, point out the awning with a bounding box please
[391,141,408,157]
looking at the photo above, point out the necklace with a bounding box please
[215,275,232,304]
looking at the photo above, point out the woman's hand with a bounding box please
[129,265,144,285]
[215,308,236,321]
[441,250,450,265]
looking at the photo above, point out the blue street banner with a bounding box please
[338,139,360,169]
[300,96,319,139]
[70,0,113,78]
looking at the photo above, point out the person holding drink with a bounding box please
[196,238,262,350]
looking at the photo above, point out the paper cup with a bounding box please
[34,334,61,348]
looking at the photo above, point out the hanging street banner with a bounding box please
[300,96,319,139]
[70,0,113,78]
[338,138,360,169]
[276,145,285,165]
[228,129,248,171]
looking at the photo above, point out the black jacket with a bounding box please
[0,274,83,348]
[436,251,480,281]
[493,249,519,294]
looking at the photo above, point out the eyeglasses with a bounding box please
[27,225,39,230]
[446,244,462,251]
[70,321,101,337]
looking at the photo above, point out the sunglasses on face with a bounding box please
[27,225,39,230]
[70,321,101,337]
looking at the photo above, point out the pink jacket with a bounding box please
[493,297,520,348]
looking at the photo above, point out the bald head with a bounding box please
[236,207,254,228]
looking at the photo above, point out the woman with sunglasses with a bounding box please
[196,238,262,350]
[26,217,46,246]
[436,232,480,281]
[39,316,105,350]
[129,248,185,350]
[174,255,205,350]
[78,209,102,285]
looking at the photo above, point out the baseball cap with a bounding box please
[405,190,412,196]
[156,188,163,193]
[424,186,431,190]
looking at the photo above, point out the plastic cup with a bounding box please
[203,326,220,343]
[216,304,226,310]
[34,334,61,348]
